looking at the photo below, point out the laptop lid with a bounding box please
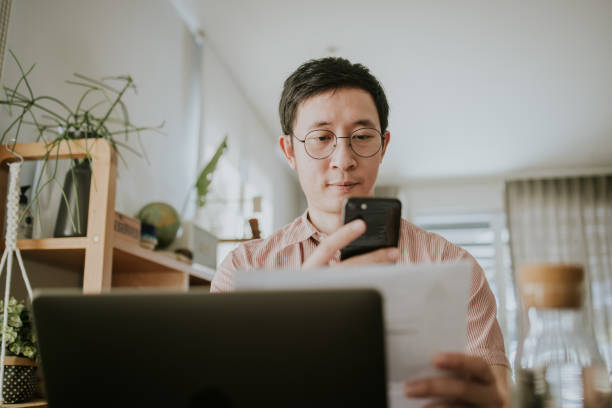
[32,289,387,407]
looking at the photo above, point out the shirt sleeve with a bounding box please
[461,250,510,368]
[210,251,236,292]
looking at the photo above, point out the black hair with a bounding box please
[279,57,389,136]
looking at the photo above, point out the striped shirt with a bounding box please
[211,212,509,368]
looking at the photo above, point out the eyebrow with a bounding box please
[310,119,378,129]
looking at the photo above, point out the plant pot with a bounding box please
[2,356,37,404]
[54,159,92,237]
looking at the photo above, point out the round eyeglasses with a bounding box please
[293,128,385,160]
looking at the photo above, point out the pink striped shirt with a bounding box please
[211,212,509,368]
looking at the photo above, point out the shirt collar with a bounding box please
[283,210,325,247]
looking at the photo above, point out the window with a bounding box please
[412,212,519,371]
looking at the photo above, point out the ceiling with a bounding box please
[173,0,612,184]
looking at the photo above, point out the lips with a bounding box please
[327,180,360,193]
[328,181,359,187]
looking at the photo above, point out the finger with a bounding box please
[433,353,495,385]
[404,376,500,406]
[302,219,366,268]
[340,247,399,266]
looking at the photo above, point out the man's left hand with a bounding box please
[404,353,507,407]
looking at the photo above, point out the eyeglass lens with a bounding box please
[303,128,382,159]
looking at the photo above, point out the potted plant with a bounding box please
[0,51,163,237]
[0,297,37,404]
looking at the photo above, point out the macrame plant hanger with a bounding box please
[0,142,34,404]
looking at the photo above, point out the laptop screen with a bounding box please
[33,289,387,407]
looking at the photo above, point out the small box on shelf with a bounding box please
[113,212,141,245]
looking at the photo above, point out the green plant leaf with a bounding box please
[22,345,36,359]
[9,49,34,99]
[195,135,228,208]
[72,73,121,93]
[8,342,21,355]
[8,314,22,327]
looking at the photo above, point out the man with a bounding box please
[211,57,509,407]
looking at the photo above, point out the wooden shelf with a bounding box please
[10,238,88,270]
[112,237,215,285]
[14,236,215,287]
[1,399,47,407]
[16,237,88,250]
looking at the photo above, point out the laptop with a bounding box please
[32,289,387,407]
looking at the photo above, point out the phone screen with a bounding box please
[340,197,401,260]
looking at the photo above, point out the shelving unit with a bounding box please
[0,140,216,408]
[0,139,215,292]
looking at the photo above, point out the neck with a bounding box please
[307,207,342,235]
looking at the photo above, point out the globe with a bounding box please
[137,202,181,248]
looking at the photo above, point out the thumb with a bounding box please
[302,219,366,268]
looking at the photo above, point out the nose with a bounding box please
[329,137,357,171]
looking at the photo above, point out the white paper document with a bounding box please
[235,261,472,408]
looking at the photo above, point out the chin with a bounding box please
[325,192,363,213]
[313,195,343,214]
[335,188,372,199]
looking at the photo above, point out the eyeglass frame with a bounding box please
[291,127,386,160]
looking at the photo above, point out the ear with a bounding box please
[380,131,391,161]
[279,134,297,170]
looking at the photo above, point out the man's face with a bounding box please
[280,87,390,215]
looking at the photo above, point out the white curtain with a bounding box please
[505,175,612,369]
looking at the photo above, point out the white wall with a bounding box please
[398,179,505,219]
[197,39,301,233]
[1,0,200,219]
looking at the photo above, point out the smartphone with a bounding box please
[340,197,402,261]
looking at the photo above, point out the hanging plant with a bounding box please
[0,297,38,404]
[0,51,164,234]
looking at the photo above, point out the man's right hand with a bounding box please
[302,219,399,269]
